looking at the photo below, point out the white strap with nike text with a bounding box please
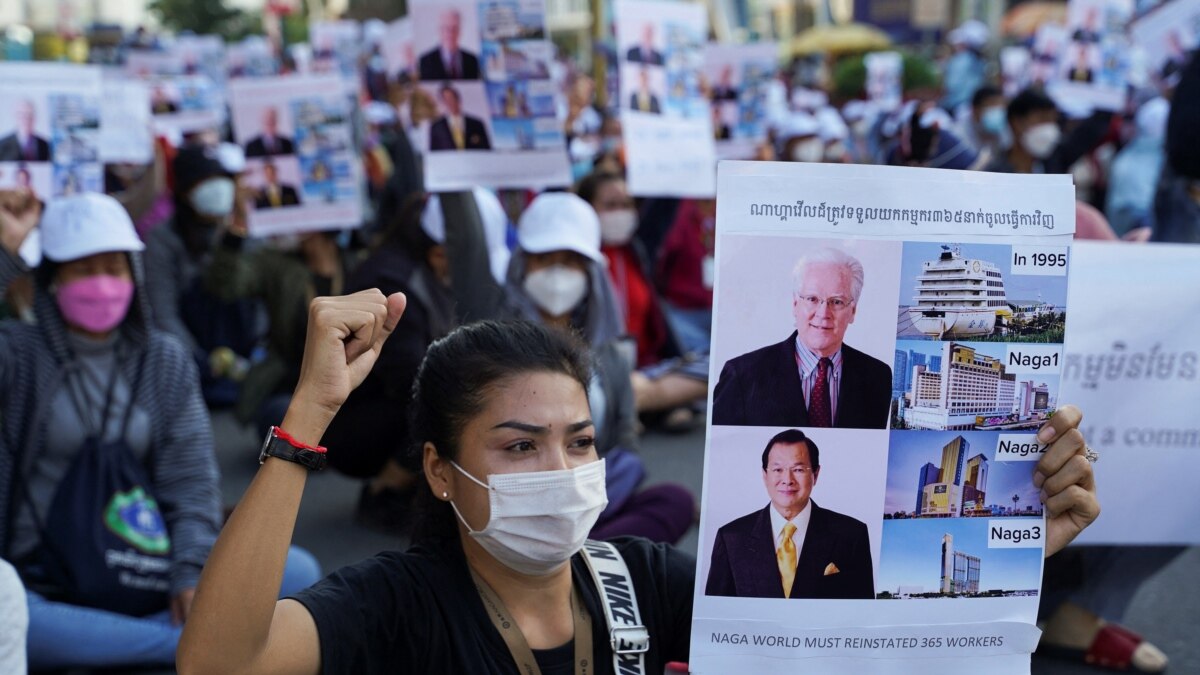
[581,539,649,675]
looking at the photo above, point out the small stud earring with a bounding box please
[442,492,449,499]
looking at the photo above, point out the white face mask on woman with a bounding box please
[598,209,638,245]
[189,177,236,218]
[449,459,609,576]
[523,265,588,317]
[1021,122,1062,160]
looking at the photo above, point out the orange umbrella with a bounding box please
[1002,1,1069,39]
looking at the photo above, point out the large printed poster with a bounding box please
[0,62,103,199]
[692,162,1076,673]
[1130,0,1200,88]
[1044,0,1135,111]
[616,0,716,197]
[126,49,224,135]
[410,0,570,190]
[1061,242,1200,545]
[703,43,777,160]
[229,75,362,236]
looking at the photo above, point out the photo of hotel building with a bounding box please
[896,342,1056,431]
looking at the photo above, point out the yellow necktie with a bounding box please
[451,121,465,150]
[777,522,797,598]
[269,187,281,207]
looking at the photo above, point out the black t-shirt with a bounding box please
[289,536,696,674]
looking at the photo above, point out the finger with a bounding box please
[1044,484,1100,523]
[1037,404,1082,444]
[339,309,381,363]
[1039,453,1094,500]
[1034,427,1086,488]
[382,292,407,334]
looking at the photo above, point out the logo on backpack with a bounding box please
[103,487,170,554]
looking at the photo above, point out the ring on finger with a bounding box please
[1084,445,1099,463]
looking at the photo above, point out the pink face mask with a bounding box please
[55,275,135,333]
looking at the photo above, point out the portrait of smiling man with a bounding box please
[706,429,874,599]
[711,247,892,429]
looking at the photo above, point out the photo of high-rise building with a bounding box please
[892,340,1060,431]
[876,519,1042,599]
[941,533,981,594]
[883,430,1043,519]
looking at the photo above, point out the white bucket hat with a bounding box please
[40,192,144,263]
[516,192,602,263]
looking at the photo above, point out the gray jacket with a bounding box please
[0,246,221,596]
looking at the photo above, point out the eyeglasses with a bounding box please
[797,294,854,312]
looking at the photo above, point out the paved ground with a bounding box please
[141,411,1199,673]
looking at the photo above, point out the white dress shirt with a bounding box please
[770,500,813,560]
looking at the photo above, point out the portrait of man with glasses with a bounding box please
[712,247,893,428]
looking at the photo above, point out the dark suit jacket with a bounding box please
[429,116,491,151]
[706,502,874,599]
[245,135,295,157]
[254,184,300,208]
[712,331,891,429]
[626,46,664,66]
[418,48,481,80]
[629,92,661,114]
[0,133,50,162]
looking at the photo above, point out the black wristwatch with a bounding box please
[259,426,327,471]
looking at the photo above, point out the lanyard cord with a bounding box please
[470,567,594,675]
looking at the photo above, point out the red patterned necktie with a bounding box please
[808,357,833,427]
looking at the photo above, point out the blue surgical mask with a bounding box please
[980,106,1007,136]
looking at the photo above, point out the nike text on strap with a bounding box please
[581,540,650,674]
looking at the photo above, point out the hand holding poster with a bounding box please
[692,162,1076,673]
[703,43,778,160]
[0,63,103,199]
[616,0,716,197]
[411,0,570,190]
[229,75,362,236]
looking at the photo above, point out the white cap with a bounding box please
[41,193,144,263]
[421,187,512,283]
[816,107,849,141]
[517,192,602,263]
[949,20,989,49]
[779,112,820,141]
[842,100,868,122]
[216,142,245,174]
[1135,97,1170,141]
[363,101,397,126]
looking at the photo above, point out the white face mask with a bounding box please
[523,265,588,317]
[598,209,638,245]
[1021,122,1061,160]
[449,459,609,576]
[189,177,236,218]
[790,139,824,163]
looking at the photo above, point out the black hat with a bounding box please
[173,145,228,196]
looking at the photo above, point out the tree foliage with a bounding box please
[148,0,244,39]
